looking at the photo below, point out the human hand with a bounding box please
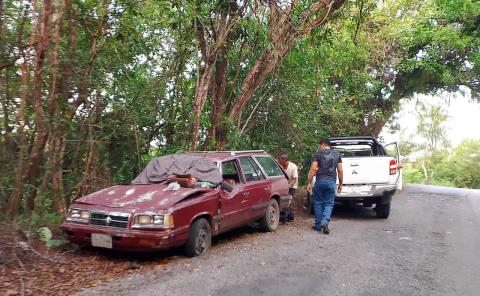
[337,184,342,193]
[307,183,312,193]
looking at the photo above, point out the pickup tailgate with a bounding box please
[342,157,391,184]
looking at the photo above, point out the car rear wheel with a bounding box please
[185,218,211,257]
[260,199,280,232]
[376,203,391,219]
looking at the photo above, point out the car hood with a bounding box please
[74,183,213,211]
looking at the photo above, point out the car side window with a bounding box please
[222,160,241,185]
[249,158,266,180]
[239,157,264,182]
[254,156,284,177]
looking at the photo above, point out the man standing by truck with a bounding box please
[307,138,343,234]
[278,153,298,223]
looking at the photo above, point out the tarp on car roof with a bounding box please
[132,153,222,184]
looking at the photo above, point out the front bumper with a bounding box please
[61,222,187,251]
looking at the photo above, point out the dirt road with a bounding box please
[80,185,480,296]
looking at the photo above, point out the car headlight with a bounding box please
[133,213,174,228]
[67,208,90,222]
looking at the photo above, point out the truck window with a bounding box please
[254,156,284,177]
[334,145,373,157]
[239,157,265,182]
[222,160,241,185]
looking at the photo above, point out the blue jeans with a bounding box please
[313,179,336,227]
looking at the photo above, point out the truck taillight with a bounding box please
[389,159,397,175]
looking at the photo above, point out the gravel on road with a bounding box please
[79,185,480,296]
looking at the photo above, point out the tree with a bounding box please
[414,100,450,182]
[416,100,450,151]
[189,0,348,150]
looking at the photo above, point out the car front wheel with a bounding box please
[185,218,211,257]
[260,199,280,232]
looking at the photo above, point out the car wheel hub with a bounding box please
[196,227,208,254]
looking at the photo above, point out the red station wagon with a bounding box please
[61,151,291,256]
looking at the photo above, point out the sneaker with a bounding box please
[320,224,330,235]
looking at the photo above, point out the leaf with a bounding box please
[38,227,53,242]
[46,239,67,248]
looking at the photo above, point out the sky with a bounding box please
[380,87,480,147]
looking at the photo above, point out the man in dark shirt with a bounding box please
[307,138,343,234]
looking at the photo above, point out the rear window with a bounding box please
[333,145,373,157]
[331,140,387,156]
[254,156,284,177]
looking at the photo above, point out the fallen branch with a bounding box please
[23,243,66,264]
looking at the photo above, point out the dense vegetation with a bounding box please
[399,99,480,189]
[0,0,479,221]
[403,139,480,188]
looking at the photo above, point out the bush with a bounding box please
[403,167,425,184]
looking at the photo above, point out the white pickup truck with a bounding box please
[307,136,402,218]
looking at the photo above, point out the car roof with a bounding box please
[329,136,379,145]
[189,150,269,161]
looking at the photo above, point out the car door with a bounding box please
[219,159,250,231]
[237,157,271,220]
[384,142,402,190]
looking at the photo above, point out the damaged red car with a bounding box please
[61,151,291,256]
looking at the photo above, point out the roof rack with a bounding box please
[191,150,267,155]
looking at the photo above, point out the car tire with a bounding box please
[185,218,211,257]
[260,199,280,232]
[376,203,391,219]
[307,192,314,215]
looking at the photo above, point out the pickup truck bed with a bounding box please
[308,136,402,218]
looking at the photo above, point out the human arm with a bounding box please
[288,164,299,188]
[337,162,343,192]
[307,161,318,192]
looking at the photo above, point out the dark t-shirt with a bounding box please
[313,149,342,181]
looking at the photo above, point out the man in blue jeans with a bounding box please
[307,138,343,234]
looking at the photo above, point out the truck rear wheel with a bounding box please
[376,203,391,219]
[260,199,280,232]
[185,218,211,257]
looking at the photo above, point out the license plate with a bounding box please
[343,186,371,193]
[91,233,112,249]
[359,185,372,192]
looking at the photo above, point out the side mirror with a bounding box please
[221,181,233,192]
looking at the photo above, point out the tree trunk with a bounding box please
[7,0,53,217]
[205,52,228,149]
[190,61,215,150]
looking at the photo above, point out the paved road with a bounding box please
[81,185,480,296]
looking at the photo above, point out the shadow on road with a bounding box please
[331,203,377,220]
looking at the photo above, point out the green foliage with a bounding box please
[37,226,67,248]
[38,227,53,242]
[403,166,425,184]
[404,140,480,189]
[1,0,479,220]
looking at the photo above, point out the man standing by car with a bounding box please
[278,153,298,223]
[307,139,343,234]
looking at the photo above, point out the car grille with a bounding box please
[89,212,129,229]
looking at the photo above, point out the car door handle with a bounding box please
[350,164,359,167]
[264,186,269,191]
[241,200,248,204]
[243,192,250,197]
